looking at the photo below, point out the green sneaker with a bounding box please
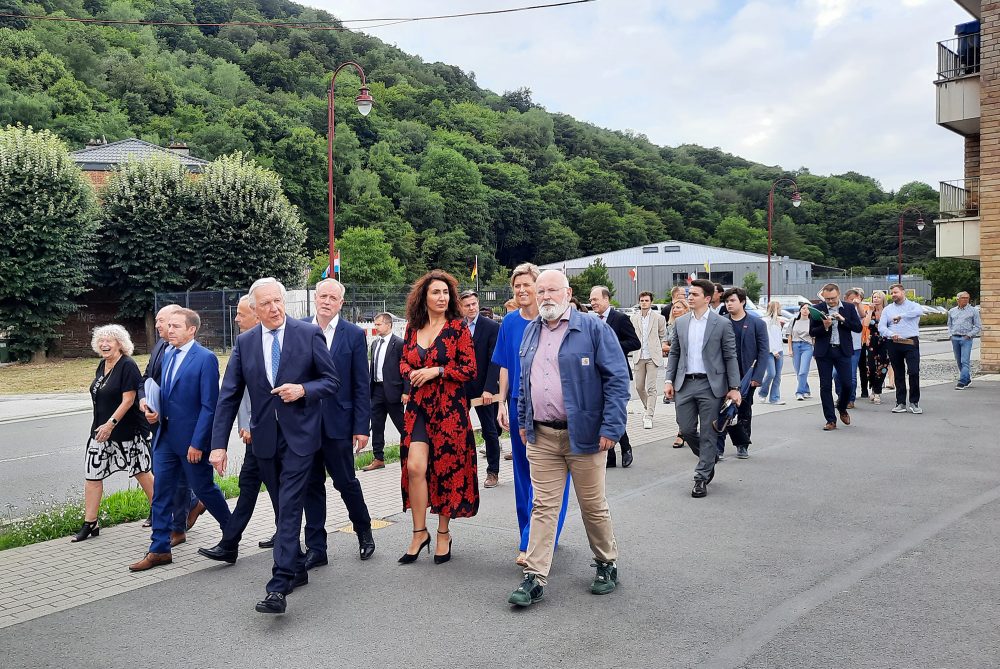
[591,560,618,595]
[508,574,544,607]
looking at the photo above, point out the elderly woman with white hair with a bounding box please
[72,324,154,542]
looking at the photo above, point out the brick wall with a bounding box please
[979,4,1000,371]
[82,170,110,189]
[966,134,980,180]
[52,299,147,358]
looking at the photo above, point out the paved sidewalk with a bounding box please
[0,393,90,424]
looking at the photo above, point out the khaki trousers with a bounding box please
[525,424,617,585]
[634,358,659,418]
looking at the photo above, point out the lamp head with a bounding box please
[356,86,373,116]
[791,191,802,208]
[916,218,925,231]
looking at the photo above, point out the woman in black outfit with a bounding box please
[72,325,153,542]
[864,291,891,406]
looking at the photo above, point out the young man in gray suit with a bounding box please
[663,279,742,498]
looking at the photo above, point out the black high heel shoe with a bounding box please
[398,528,430,564]
[71,520,100,543]
[433,530,452,565]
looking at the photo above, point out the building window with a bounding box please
[663,245,681,252]
[642,246,658,253]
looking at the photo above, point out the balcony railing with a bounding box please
[937,34,980,81]
[939,178,979,218]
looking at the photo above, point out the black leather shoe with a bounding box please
[692,480,707,498]
[291,571,308,590]
[303,549,328,570]
[197,543,238,564]
[255,592,286,614]
[258,534,275,549]
[621,450,633,468]
[358,528,376,561]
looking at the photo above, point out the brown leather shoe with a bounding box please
[823,422,837,431]
[362,459,385,472]
[129,552,172,572]
[846,402,855,409]
[186,501,206,530]
[484,472,498,488]
[170,531,186,547]
[839,411,851,425]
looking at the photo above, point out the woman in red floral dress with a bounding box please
[398,270,479,564]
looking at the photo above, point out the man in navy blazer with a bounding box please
[809,283,863,431]
[366,312,406,471]
[589,286,641,468]
[301,279,375,569]
[129,308,231,572]
[716,288,769,460]
[209,278,340,614]
[460,290,502,487]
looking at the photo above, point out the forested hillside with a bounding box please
[0,0,941,281]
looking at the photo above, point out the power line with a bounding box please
[0,0,595,32]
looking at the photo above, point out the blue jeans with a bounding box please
[952,336,973,385]
[792,342,813,395]
[833,349,862,402]
[758,352,783,402]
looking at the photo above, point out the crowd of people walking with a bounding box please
[74,268,979,613]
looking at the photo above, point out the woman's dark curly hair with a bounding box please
[405,269,462,329]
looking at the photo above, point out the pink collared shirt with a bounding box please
[530,314,570,421]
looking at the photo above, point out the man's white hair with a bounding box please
[156,303,180,318]
[238,294,251,306]
[248,277,287,308]
[91,324,135,357]
[315,278,346,298]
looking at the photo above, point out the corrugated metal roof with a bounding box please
[70,139,209,171]
[540,240,810,269]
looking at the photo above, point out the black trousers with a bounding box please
[858,345,870,396]
[303,436,372,556]
[219,442,278,551]
[888,339,921,405]
[370,383,404,461]
[475,403,501,474]
[717,390,754,453]
[607,430,632,464]
[258,430,312,595]
[815,348,852,424]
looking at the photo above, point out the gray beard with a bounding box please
[539,303,568,321]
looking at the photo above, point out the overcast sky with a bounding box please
[315,0,974,192]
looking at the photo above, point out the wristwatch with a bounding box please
[438,366,444,377]
[110,417,118,425]
[729,387,739,391]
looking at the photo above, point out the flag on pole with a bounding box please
[704,260,711,274]
[687,272,697,285]
[561,261,567,275]
[628,267,637,283]
[334,252,341,275]
[471,256,478,281]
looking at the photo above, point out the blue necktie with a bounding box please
[468,318,476,338]
[270,329,281,385]
[162,348,177,398]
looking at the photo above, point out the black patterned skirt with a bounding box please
[84,435,152,481]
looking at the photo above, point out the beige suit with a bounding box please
[630,310,667,418]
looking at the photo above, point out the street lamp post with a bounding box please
[328,61,373,280]
[767,177,802,303]
[896,207,925,282]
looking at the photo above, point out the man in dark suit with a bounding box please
[717,288,768,460]
[810,282,862,431]
[663,279,742,498]
[589,285,641,468]
[460,290,502,487]
[301,279,376,569]
[209,278,340,614]
[198,295,278,565]
[365,312,406,472]
[130,308,232,572]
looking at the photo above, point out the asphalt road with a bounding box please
[1,377,996,668]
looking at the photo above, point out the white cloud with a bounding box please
[317,0,972,190]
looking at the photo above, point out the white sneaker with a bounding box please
[795,393,803,401]
[771,400,786,406]
[892,404,907,413]
[908,403,923,415]
[642,417,653,430]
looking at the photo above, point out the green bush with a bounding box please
[920,314,947,327]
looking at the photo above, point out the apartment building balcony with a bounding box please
[953,1,980,20]
[935,178,980,259]
[936,33,980,136]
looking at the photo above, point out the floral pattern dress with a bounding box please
[400,318,479,518]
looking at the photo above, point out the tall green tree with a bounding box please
[0,126,97,361]
[307,227,403,285]
[923,258,980,299]
[569,258,615,300]
[96,156,197,319]
[194,152,306,290]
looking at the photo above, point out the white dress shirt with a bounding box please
[686,309,710,374]
[312,314,339,349]
[372,333,391,382]
[639,311,652,359]
[262,320,286,387]
[165,339,196,387]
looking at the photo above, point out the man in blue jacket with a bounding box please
[130,308,231,572]
[716,287,769,460]
[508,270,630,608]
